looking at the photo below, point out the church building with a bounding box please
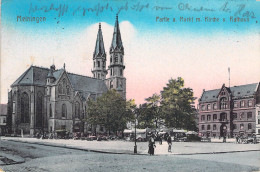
[7,16,126,136]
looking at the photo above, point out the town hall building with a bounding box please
[198,83,260,138]
[7,16,126,136]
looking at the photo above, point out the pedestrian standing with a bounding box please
[148,134,155,155]
[167,135,172,152]
[235,135,239,144]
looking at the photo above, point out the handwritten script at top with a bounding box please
[28,1,256,19]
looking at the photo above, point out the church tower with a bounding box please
[106,15,126,99]
[92,23,107,80]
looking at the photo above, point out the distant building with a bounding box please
[0,104,7,135]
[7,16,126,136]
[256,104,260,134]
[198,83,260,137]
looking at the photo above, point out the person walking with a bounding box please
[159,135,163,145]
[167,134,172,152]
[148,134,156,155]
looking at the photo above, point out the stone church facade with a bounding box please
[198,83,260,137]
[7,16,126,136]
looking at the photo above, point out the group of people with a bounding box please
[235,134,257,144]
[148,133,173,155]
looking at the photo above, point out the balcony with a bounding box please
[219,119,228,123]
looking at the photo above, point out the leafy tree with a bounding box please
[86,90,135,135]
[136,103,155,129]
[145,93,164,129]
[160,77,197,131]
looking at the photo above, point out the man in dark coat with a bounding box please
[148,134,155,155]
[167,135,172,152]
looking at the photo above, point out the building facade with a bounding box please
[0,104,7,135]
[7,16,126,136]
[198,83,260,137]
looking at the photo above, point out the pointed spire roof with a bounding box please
[94,23,106,57]
[110,15,124,53]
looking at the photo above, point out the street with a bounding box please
[0,139,259,172]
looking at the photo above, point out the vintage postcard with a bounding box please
[0,0,259,171]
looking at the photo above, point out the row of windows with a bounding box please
[110,68,123,76]
[94,61,106,69]
[201,112,253,121]
[201,114,227,121]
[233,112,252,119]
[49,102,84,119]
[94,73,105,79]
[58,79,70,95]
[201,100,254,111]
[234,100,253,108]
[110,55,123,63]
[201,123,253,130]
[233,123,253,130]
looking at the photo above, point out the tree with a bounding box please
[160,77,197,131]
[145,93,164,129]
[86,90,135,135]
[136,103,155,129]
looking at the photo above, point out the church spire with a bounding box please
[92,23,107,80]
[110,15,124,54]
[94,23,105,58]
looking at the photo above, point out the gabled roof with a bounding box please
[110,15,124,53]
[200,83,259,102]
[11,66,108,96]
[11,66,49,87]
[67,73,108,94]
[94,23,106,58]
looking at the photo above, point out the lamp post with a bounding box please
[134,113,137,154]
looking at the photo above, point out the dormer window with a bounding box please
[234,102,238,108]
[240,100,245,107]
[248,100,253,107]
[201,105,206,111]
[207,104,211,110]
[213,103,217,110]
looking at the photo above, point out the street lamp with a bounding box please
[134,113,137,154]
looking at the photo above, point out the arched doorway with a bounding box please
[220,124,227,137]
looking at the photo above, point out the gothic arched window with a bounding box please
[62,104,67,118]
[66,86,70,95]
[62,79,66,94]
[50,104,52,117]
[58,84,62,94]
[21,92,30,123]
[36,92,43,127]
[75,101,80,118]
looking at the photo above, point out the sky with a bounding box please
[1,0,260,106]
